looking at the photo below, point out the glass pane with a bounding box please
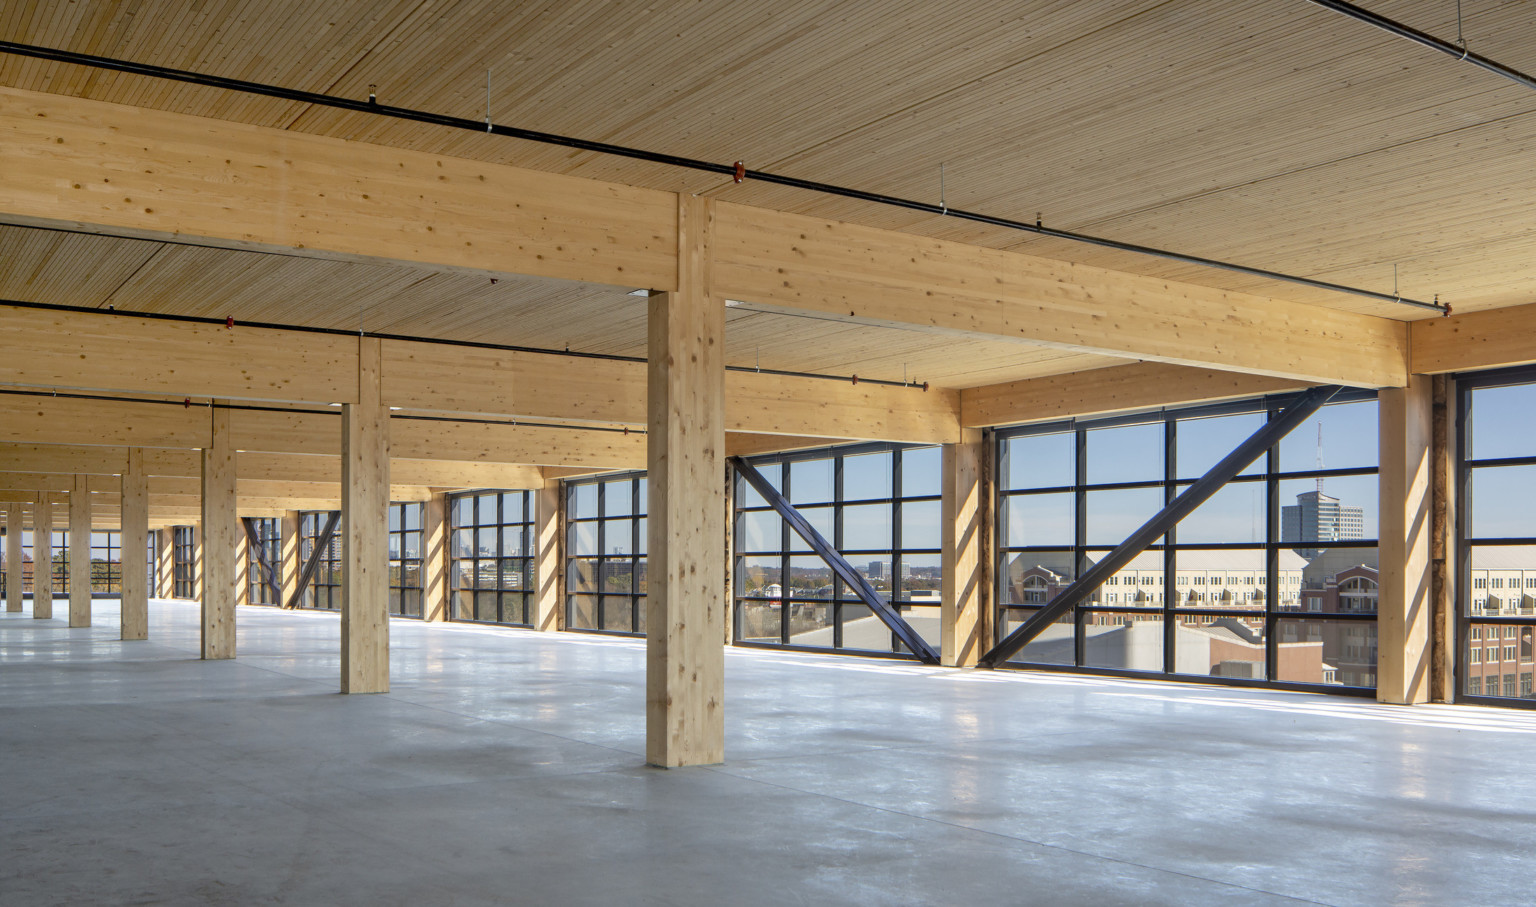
[1278,475,1378,545]
[1177,480,1266,545]
[790,458,834,505]
[897,551,942,607]
[787,599,836,648]
[452,590,474,621]
[476,527,497,558]
[635,519,648,557]
[737,462,781,508]
[1086,421,1163,484]
[998,607,1074,665]
[1002,493,1073,548]
[600,596,635,632]
[1096,549,1164,607]
[1464,622,1536,700]
[568,595,599,630]
[600,559,635,595]
[453,496,475,527]
[843,503,892,552]
[1278,398,1377,472]
[1173,612,1266,679]
[500,558,528,591]
[403,532,421,560]
[636,480,648,515]
[634,558,648,595]
[737,600,782,643]
[475,590,498,622]
[737,510,782,552]
[567,558,600,595]
[571,483,598,520]
[737,556,783,598]
[1470,464,1536,539]
[1004,432,1073,491]
[1083,611,1164,673]
[603,479,633,517]
[901,446,942,498]
[789,555,836,601]
[900,499,941,551]
[404,504,422,531]
[1172,549,1265,610]
[389,506,402,532]
[500,526,525,557]
[1468,546,1536,617]
[787,506,834,553]
[400,563,421,590]
[1176,411,1265,480]
[1468,383,1536,461]
[843,451,893,501]
[1000,552,1076,607]
[601,519,632,556]
[1085,487,1163,547]
[388,533,402,558]
[569,521,599,557]
[1280,547,1378,615]
[1275,618,1377,688]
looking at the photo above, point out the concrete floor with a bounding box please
[3,602,1534,906]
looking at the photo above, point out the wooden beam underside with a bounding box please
[0,86,1407,388]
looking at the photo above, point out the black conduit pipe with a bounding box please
[1305,0,1536,94]
[0,39,1446,314]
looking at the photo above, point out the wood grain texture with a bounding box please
[942,429,985,667]
[120,447,148,639]
[67,473,90,627]
[1378,376,1432,705]
[200,406,237,659]
[341,336,389,693]
[32,491,52,619]
[534,483,562,632]
[1411,302,1536,374]
[961,363,1314,428]
[646,195,725,768]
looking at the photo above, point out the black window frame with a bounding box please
[448,491,535,627]
[993,388,1381,696]
[565,472,646,636]
[245,517,281,606]
[172,526,196,599]
[299,511,342,611]
[732,442,943,658]
[390,501,425,619]
[1455,364,1536,708]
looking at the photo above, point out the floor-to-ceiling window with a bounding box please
[995,390,1379,692]
[1458,367,1536,706]
[51,529,68,593]
[172,526,195,599]
[390,502,425,618]
[733,443,943,656]
[449,491,534,626]
[90,531,122,594]
[299,512,341,610]
[147,531,158,598]
[566,473,646,635]
[245,518,281,605]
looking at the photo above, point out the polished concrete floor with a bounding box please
[3,601,1535,906]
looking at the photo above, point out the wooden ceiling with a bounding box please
[3,0,1535,384]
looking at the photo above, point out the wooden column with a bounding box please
[534,483,563,631]
[68,476,92,628]
[1379,375,1432,705]
[34,492,52,619]
[4,504,21,612]
[120,449,149,640]
[942,428,988,667]
[278,511,300,606]
[154,528,174,600]
[646,194,725,768]
[422,492,449,622]
[201,406,237,660]
[235,531,250,609]
[342,336,390,693]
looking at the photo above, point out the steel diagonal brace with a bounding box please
[729,456,941,664]
[978,384,1344,669]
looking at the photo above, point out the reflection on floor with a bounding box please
[2,600,1531,906]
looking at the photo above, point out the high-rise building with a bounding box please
[1281,491,1364,556]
